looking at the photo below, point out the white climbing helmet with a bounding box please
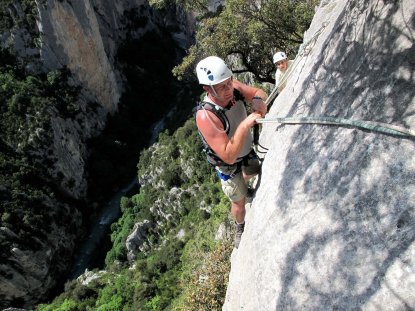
[273,51,287,64]
[196,56,233,85]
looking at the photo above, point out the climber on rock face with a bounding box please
[273,51,293,92]
[194,56,268,249]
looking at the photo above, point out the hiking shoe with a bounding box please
[246,187,255,198]
[234,222,245,249]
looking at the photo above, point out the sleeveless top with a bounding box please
[199,93,253,165]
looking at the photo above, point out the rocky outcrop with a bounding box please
[224,0,415,310]
[37,0,194,113]
[38,1,121,113]
[37,0,158,113]
[0,200,82,309]
[126,220,152,261]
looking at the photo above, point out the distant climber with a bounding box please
[273,51,293,92]
[195,56,268,248]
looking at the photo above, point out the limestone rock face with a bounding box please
[37,0,154,113]
[37,0,194,113]
[49,112,94,199]
[223,0,415,310]
[34,0,191,198]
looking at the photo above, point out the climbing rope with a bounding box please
[254,116,414,157]
[257,116,415,137]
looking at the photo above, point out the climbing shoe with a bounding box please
[234,222,245,249]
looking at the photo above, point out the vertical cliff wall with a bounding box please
[38,0,155,113]
[224,0,414,310]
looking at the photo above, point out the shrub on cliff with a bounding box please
[173,239,233,310]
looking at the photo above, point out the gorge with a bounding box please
[0,0,196,308]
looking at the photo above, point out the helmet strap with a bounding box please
[209,85,223,101]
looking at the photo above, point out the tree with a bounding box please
[160,0,319,83]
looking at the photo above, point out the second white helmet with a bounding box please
[196,56,233,85]
[273,51,287,64]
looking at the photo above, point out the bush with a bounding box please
[37,298,77,311]
[173,240,233,311]
[94,273,135,310]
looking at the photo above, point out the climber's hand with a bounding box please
[252,96,267,117]
[243,112,262,129]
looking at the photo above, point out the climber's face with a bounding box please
[214,77,233,98]
[207,77,234,105]
[275,58,288,72]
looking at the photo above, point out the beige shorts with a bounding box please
[217,151,261,202]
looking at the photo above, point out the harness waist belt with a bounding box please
[216,170,235,181]
[216,162,243,181]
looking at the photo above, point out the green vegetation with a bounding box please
[175,241,233,310]
[0,50,83,258]
[153,0,319,83]
[0,52,80,152]
[38,119,234,310]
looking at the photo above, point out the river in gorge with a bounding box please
[67,177,139,280]
[66,117,167,280]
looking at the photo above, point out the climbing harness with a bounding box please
[215,150,258,181]
[216,163,241,181]
[199,101,230,134]
[195,89,248,166]
[195,101,230,166]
